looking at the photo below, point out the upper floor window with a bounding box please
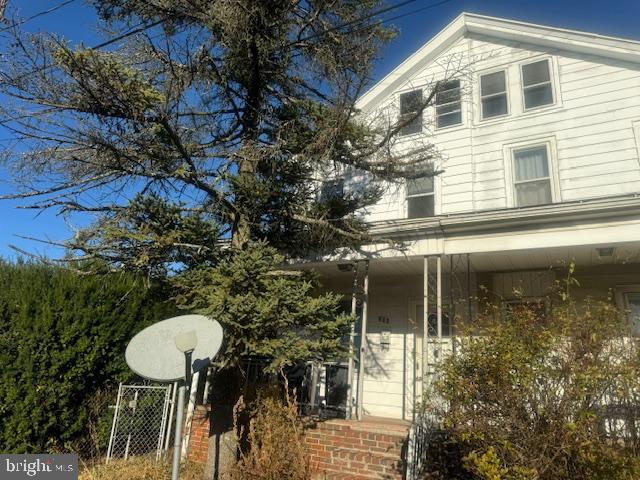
[399,89,423,136]
[512,145,552,207]
[435,80,462,128]
[480,70,508,119]
[320,179,344,201]
[406,176,434,218]
[522,59,554,109]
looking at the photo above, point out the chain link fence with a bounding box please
[106,384,174,462]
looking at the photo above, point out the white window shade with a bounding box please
[522,60,554,109]
[513,146,552,207]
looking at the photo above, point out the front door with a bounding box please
[405,301,424,420]
[406,302,453,419]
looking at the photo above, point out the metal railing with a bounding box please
[405,412,442,480]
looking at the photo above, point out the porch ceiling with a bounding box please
[306,241,640,282]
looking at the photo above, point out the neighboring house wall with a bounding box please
[360,33,640,223]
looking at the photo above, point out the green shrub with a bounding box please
[0,260,174,454]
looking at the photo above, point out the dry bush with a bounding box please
[79,457,203,480]
[425,274,640,480]
[225,388,310,480]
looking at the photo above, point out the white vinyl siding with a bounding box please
[521,59,554,109]
[359,34,640,223]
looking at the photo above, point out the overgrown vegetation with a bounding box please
[79,456,203,480]
[0,261,174,454]
[227,388,310,480]
[424,278,640,480]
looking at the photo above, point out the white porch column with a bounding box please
[436,255,443,354]
[356,259,370,420]
[422,256,429,401]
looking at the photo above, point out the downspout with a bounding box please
[356,259,370,420]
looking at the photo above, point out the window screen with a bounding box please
[399,89,423,136]
[513,146,552,207]
[480,71,508,118]
[435,80,462,128]
[522,60,553,109]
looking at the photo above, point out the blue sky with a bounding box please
[1,0,639,259]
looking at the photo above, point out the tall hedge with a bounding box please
[0,260,174,453]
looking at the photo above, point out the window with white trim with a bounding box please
[512,145,553,207]
[615,286,640,335]
[522,59,554,109]
[406,176,434,218]
[623,292,640,334]
[435,80,461,128]
[399,89,423,136]
[480,70,508,119]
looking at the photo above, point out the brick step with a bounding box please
[304,419,406,480]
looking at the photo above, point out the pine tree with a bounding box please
[0,1,455,370]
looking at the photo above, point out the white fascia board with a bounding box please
[465,15,640,64]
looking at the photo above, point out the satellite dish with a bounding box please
[125,314,223,382]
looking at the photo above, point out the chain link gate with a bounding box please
[106,384,173,462]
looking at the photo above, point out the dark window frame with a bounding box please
[435,79,462,129]
[521,59,555,110]
[399,89,423,136]
[480,70,509,120]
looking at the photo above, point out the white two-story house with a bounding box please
[304,13,640,423]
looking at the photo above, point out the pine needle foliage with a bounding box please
[173,242,351,372]
[0,0,453,271]
[0,260,175,453]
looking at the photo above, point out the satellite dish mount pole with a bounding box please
[172,331,198,480]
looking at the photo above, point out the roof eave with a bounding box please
[357,12,640,114]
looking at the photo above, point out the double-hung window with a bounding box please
[406,176,434,218]
[435,80,462,128]
[512,145,553,207]
[616,286,640,335]
[522,59,554,109]
[480,70,508,119]
[399,89,423,136]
